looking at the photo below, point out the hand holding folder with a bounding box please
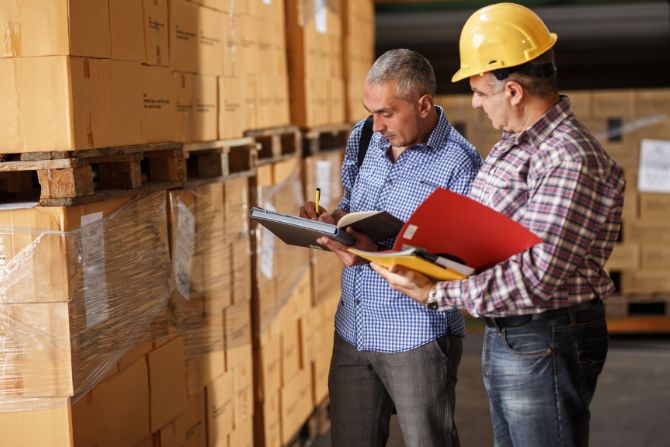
[349,188,542,279]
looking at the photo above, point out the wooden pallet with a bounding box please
[0,142,184,206]
[605,294,670,317]
[302,123,351,156]
[244,125,301,165]
[183,137,258,184]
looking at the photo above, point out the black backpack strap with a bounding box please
[357,115,374,169]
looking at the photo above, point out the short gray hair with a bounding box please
[366,49,437,100]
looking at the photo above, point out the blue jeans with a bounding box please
[482,301,608,447]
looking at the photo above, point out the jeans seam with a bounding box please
[551,321,565,447]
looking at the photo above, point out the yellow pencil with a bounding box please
[315,188,321,215]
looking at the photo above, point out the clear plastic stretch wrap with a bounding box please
[168,176,252,368]
[255,160,311,334]
[0,191,173,411]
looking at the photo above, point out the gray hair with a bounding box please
[366,49,437,100]
[491,49,559,97]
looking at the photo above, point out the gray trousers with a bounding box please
[328,332,463,447]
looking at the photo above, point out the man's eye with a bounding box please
[382,113,392,118]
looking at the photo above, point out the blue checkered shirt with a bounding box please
[335,106,483,352]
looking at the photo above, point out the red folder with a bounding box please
[392,188,542,270]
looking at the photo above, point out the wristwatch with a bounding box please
[426,286,440,310]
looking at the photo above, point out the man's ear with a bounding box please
[505,81,524,106]
[417,94,434,117]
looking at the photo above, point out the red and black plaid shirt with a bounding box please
[435,96,625,317]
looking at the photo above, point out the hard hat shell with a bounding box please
[452,2,558,82]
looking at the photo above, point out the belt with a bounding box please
[480,299,601,330]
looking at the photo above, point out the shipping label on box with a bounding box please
[638,139,670,193]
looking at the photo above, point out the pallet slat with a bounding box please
[244,125,301,164]
[0,142,185,206]
[183,138,258,184]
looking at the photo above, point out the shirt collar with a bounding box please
[514,95,571,148]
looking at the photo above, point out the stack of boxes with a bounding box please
[0,192,175,445]
[286,0,346,127]
[0,0,375,445]
[597,89,670,302]
[342,0,375,123]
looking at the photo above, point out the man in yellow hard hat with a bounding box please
[371,3,625,446]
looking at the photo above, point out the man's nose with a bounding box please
[471,94,482,108]
[372,115,385,133]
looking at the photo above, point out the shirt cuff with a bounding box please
[435,279,466,311]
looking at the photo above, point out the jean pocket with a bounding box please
[501,327,553,358]
[577,335,608,402]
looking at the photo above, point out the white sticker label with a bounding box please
[261,203,276,279]
[316,160,332,207]
[638,139,670,193]
[402,224,418,240]
[314,0,327,34]
[173,201,196,300]
[81,212,109,329]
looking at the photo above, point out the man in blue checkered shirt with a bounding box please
[301,49,482,446]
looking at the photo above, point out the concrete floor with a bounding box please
[315,327,670,446]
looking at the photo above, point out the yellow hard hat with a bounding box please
[452,3,558,82]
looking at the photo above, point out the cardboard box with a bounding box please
[635,88,670,117]
[639,192,670,223]
[143,0,169,66]
[256,393,282,447]
[641,243,670,269]
[278,309,301,387]
[280,367,313,445]
[173,72,218,143]
[72,358,151,447]
[592,89,636,119]
[255,319,282,401]
[224,177,250,241]
[605,243,640,271]
[110,0,145,62]
[232,352,254,430]
[225,301,252,370]
[219,76,246,139]
[148,337,187,431]
[228,414,254,447]
[141,65,178,143]
[0,193,171,398]
[563,90,592,119]
[0,398,73,447]
[170,0,223,75]
[206,371,235,443]
[159,388,207,447]
[0,0,111,58]
[185,351,225,398]
[0,56,143,153]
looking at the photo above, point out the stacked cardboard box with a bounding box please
[165,175,254,446]
[252,157,328,446]
[0,191,174,444]
[286,0,346,127]
[218,0,291,138]
[0,0,180,152]
[342,0,375,123]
